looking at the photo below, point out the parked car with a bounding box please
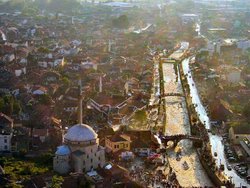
[228,157,236,162]
[214,152,217,157]
[246,175,250,182]
[227,164,232,171]
[220,164,225,171]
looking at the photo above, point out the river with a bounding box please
[182,57,248,187]
[162,55,213,186]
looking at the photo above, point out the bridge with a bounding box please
[161,93,184,98]
[159,134,203,147]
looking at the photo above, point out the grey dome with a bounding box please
[64,124,97,142]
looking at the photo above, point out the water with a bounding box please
[181,57,248,187]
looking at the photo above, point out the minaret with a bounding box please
[108,40,112,52]
[79,79,83,125]
[99,76,102,93]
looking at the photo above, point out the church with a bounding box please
[53,81,105,174]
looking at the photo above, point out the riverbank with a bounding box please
[179,57,232,186]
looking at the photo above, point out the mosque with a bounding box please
[53,81,105,174]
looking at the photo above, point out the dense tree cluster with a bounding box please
[112,15,130,29]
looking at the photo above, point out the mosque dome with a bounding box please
[55,145,71,155]
[64,124,97,142]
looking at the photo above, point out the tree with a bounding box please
[112,15,129,29]
[243,101,250,122]
[37,46,50,54]
[13,100,22,115]
[0,97,4,112]
[51,175,64,188]
[39,94,51,105]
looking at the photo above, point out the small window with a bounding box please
[4,139,7,143]
[91,159,93,163]
[87,155,89,159]
[117,145,119,149]
[4,145,8,150]
[114,145,116,149]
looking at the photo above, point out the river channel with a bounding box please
[182,57,248,187]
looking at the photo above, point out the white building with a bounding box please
[226,68,241,84]
[181,14,199,24]
[0,113,13,152]
[237,39,250,52]
[53,123,105,174]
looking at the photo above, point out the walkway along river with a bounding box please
[182,57,248,187]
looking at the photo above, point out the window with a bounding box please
[4,139,7,143]
[114,145,116,149]
[4,145,7,150]
[117,145,119,149]
[87,155,89,159]
[91,159,93,163]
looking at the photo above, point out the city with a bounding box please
[0,0,250,187]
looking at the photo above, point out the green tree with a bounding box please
[39,94,51,105]
[0,97,4,112]
[51,175,64,188]
[112,15,129,29]
[13,100,22,115]
[62,77,70,87]
[38,46,50,54]
[243,101,250,122]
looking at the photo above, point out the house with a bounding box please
[126,130,159,156]
[32,85,47,95]
[210,99,233,121]
[124,77,140,95]
[38,61,48,68]
[31,128,49,143]
[63,100,78,113]
[3,54,15,62]
[0,113,13,152]
[49,58,65,67]
[105,134,131,153]
[42,71,60,83]
[229,124,250,144]
[226,67,241,84]
[181,14,199,24]
[238,136,250,161]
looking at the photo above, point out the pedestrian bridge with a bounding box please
[159,134,202,147]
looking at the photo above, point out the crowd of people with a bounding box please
[129,165,179,188]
